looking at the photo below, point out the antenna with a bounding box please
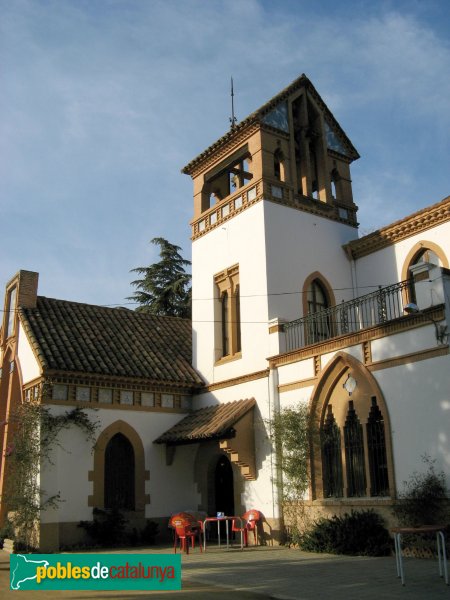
[229,77,237,130]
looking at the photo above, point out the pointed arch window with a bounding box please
[344,401,366,497]
[366,397,389,496]
[321,405,343,497]
[104,433,135,510]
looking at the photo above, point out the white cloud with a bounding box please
[0,0,449,304]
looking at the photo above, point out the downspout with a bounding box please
[345,245,358,299]
[268,362,283,525]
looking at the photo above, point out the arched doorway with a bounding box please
[104,433,135,510]
[214,454,234,517]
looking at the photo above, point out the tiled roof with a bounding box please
[154,398,256,444]
[19,296,203,387]
[182,74,359,175]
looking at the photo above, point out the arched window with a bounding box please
[344,401,366,497]
[306,279,330,343]
[321,405,343,497]
[408,248,442,304]
[313,355,393,501]
[104,433,135,510]
[367,397,389,496]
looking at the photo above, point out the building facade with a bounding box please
[1,74,449,549]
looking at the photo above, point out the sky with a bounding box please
[1,0,449,307]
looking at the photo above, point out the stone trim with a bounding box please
[368,345,449,371]
[88,420,148,512]
[202,369,269,392]
[191,177,358,241]
[42,369,198,392]
[44,399,189,414]
[308,352,396,501]
[278,377,317,393]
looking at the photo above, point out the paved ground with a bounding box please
[1,544,449,599]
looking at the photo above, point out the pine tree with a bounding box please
[128,238,191,318]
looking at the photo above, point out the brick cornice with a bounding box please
[344,196,450,259]
[183,123,260,178]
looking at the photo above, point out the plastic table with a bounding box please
[203,516,244,551]
[391,525,448,585]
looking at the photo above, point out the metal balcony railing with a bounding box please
[284,280,410,352]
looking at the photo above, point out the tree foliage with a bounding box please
[3,394,98,551]
[270,403,312,503]
[128,237,191,318]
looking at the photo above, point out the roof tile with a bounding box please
[154,398,256,444]
[19,297,203,387]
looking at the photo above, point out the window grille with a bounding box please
[344,401,366,497]
[321,405,343,497]
[366,397,389,496]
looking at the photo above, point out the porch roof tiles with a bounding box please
[154,398,256,444]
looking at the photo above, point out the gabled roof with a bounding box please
[154,398,256,444]
[19,296,203,387]
[182,74,359,175]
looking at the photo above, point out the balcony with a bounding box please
[283,280,411,352]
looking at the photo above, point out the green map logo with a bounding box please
[10,554,181,591]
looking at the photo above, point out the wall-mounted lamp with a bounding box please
[404,303,448,344]
[343,374,357,396]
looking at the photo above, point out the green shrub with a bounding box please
[300,510,391,556]
[392,456,449,527]
[78,508,127,547]
[139,519,159,545]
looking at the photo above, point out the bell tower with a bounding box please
[183,75,360,384]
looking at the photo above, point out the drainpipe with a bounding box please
[268,363,283,533]
[345,245,358,299]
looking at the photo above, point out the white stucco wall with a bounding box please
[40,406,200,524]
[17,324,41,384]
[371,354,450,488]
[263,201,357,323]
[192,202,269,383]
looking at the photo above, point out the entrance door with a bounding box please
[214,454,235,517]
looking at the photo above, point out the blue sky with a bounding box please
[1,0,449,306]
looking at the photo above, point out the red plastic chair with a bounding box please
[232,509,262,546]
[171,516,202,554]
[243,509,261,546]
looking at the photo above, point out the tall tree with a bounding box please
[128,238,191,318]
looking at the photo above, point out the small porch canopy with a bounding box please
[154,398,257,480]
